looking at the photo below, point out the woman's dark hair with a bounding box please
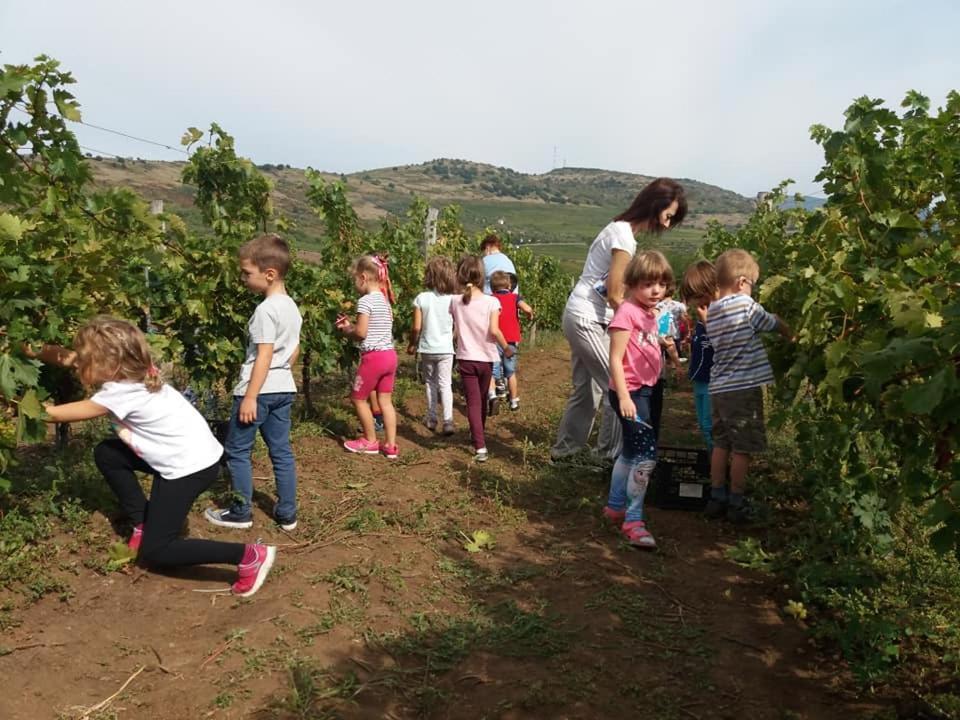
[614,178,687,233]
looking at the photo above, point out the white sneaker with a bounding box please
[475,448,488,462]
[509,398,520,411]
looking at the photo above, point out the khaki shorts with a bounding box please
[711,387,766,453]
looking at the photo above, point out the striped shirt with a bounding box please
[706,294,779,394]
[357,291,394,352]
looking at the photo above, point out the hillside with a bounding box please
[88,156,756,252]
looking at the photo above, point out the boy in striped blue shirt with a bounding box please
[704,249,792,523]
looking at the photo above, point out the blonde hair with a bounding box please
[715,249,759,288]
[623,250,674,290]
[238,233,291,278]
[351,253,395,304]
[489,270,512,292]
[423,256,457,294]
[680,259,718,304]
[73,316,162,392]
[456,255,484,305]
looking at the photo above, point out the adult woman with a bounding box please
[551,178,687,461]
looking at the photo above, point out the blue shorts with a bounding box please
[493,343,519,380]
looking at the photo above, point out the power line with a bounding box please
[10,103,189,155]
[78,144,124,159]
[74,118,188,155]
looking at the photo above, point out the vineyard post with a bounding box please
[423,207,439,259]
[144,199,165,334]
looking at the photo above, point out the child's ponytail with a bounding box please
[456,255,485,306]
[372,254,396,305]
[144,363,163,393]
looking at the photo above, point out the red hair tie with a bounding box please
[373,254,396,305]
[147,364,160,378]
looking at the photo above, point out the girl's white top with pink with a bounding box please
[91,382,223,480]
[449,294,500,363]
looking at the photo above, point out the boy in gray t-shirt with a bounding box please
[205,234,303,531]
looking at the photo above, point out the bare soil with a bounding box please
[1,339,883,719]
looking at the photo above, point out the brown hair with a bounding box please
[423,256,457,294]
[457,255,485,305]
[238,233,291,278]
[623,250,674,290]
[680,260,718,304]
[351,253,396,304]
[73,316,162,392]
[715,249,759,288]
[614,178,688,233]
[480,234,501,251]
[489,270,512,292]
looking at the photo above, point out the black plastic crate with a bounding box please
[649,446,711,511]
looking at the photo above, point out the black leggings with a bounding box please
[93,439,245,568]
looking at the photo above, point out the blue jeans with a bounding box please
[607,388,657,523]
[225,393,297,521]
[693,381,713,450]
[492,343,519,380]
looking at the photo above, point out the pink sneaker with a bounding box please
[128,523,144,552]
[602,506,626,524]
[622,520,656,549]
[381,443,399,460]
[232,544,277,597]
[343,438,379,454]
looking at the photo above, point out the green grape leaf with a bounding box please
[901,368,951,415]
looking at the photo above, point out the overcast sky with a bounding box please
[2,0,958,198]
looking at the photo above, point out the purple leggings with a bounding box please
[458,359,493,450]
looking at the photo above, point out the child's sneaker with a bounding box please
[704,499,727,520]
[509,397,520,411]
[442,422,455,436]
[381,443,399,460]
[343,438,380,454]
[274,514,298,532]
[128,523,144,552]
[622,520,657,549]
[425,418,438,432]
[232,544,276,597]
[205,508,254,529]
[475,448,489,463]
[495,379,507,398]
[488,396,500,416]
[602,506,626,524]
[373,415,385,433]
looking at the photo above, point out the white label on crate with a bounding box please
[678,483,705,499]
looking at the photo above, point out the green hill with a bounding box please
[88,156,755,262]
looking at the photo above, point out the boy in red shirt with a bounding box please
[489,271,534,412]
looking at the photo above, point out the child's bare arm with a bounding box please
[518,300,534,319]
[335,314,369,341]
[407,307,423,354]
[609,330,635,419]
[489,312,514,357]
[239,343,273,423]
[23,342,77,368]
[662,337,682,378]
[774,315,794,341]
[44,399,109,423]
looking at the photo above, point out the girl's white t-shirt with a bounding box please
[91,382,223,480]
[564,221,637,324]
[413,291,455,354]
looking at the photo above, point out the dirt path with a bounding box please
[1,339,881,719]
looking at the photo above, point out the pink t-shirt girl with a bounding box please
[607,300,662,390]
[450,294,501,362]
